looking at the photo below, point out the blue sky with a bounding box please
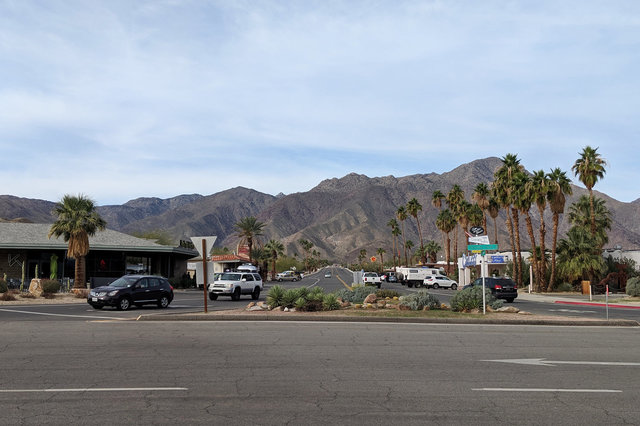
[1,1,639,205]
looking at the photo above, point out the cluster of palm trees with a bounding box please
[386,146,609,291]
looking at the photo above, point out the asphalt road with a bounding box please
[1,320,638,425]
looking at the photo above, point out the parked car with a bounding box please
[362,272,382,288]
[276,271,301,282]
[208,271,263,301]
[465,277,518,303]
[324,271,332,278]
[387,275,398,283]
[424,275,458,290]
[88,275,174,311]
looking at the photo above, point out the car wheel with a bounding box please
[158,295,170,308]
[91,304,103,310]
[506,298,514,303]
[377,283,381,289]
[231,287,241,301]
[278,278,283,282]
[451,284,457,290]
[208,292,218,301]
[252,287,260,300]
[407,282,413,288]
[117,297,131,311]
[292,278,297,282]
[433,283,439,289]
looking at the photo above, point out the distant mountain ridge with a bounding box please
[2,157,639,260]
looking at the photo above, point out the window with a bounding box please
[244,274,254,281]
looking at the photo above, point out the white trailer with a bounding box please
[397,267,444,288]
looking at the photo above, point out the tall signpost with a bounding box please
[191,236,217,314]
[467,226,496,315]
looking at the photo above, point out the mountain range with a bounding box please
[2,157,639,261]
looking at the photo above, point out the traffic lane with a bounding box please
[0,291,245,322]
[1,322,638,425]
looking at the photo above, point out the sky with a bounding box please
[1,0,639,205]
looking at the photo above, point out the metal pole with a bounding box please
[529,263,533,293]
[481,257,486,315]
[606,285,609,320]
[202,239,208,314]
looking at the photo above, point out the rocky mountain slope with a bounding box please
[2,157,639,261]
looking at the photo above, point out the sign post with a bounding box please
[191,236,217,314]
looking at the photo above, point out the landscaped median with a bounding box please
[136,285,639,326]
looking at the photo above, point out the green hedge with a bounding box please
[41,279,61,294]
[398,290,440,310]
[626,277,640,297]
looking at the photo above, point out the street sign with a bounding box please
[468,235,490,245]
[370,256,377,262]
[470,226,484,236]
[467,244,498,251]
[191,236,217,258]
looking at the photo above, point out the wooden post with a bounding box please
[202,239,208,313]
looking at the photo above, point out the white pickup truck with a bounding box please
[362,272,382,288]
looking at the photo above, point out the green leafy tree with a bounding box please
[424,240,442,264]
[556,227,605,286]
[472,182,491,230]
[572,146,607,236]
[358,248,367,265]
[298,239,314,271]
[48,194,106,289]
[568,196,611,249]
[235,216,265,264]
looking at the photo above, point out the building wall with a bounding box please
[0,250,27,280]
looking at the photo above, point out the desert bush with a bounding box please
[42,292,57,299]
[376,289,400,299]
[294,297,307,310]
[490,299,504,310]
[267,285,285,308]
[554,282,574,293]
[322,293,341,311]
[0,280,7,293]
[1,292,16,301]
[334,286,377,304]
[307,286,325,302]
[450,286,496,312]
[41,279,61,294]
[281,289,301,308]
[626,277,640,297]
[398,290,440,311]
[20,292,36,299]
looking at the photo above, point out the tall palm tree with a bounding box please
[396,206,409,266]
[468,203,484,227]
[556,226,605,285]
[436,209,457,275]
[493,154,524,285]
[529,170,550,289]
[48,194,106,290]
[405,240,414,265]
[235,216,266,264]
[487,197,500,245]
[472,182,491,230]
[264,239,285,281]
[387,218,400,270]
[547,167,573,291]
[446,185,465,272]
[517,173,540,291]
[568,195,612,248]
[572,146,607,236]
[406,198,424,254]
[376,248,386,272]
[432,190,446,259]
[424,240,442,264]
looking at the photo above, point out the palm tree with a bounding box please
[387,218,399,270]
[396,206,409,266]
[405,240,414,265]
[472,182,491,230]
[235,216,265,264]
[406,198,424,253]
[547,167,573,291]
[487,197,500,245]
[358,248,367,265]
[516,173,540,291]
[568,195,612,248]
[424,240,442,264]
[572,146,607,236]
[264,239,285,281]
[556,226,605,285]
[529,170,550,289]
[432,190,446,259]
[468,203,484,227]
[376,248,386,272]
[298,238,314,271]
[48,194,106,290]
[446,185,465,271]
[436,209,456,275]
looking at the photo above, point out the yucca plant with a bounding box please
[282,289,300,308]
[322,293,341,311]
[294,297,307,311]
[266,285,285,308]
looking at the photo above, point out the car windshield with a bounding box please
[109,276,139,288]
[220,273,241,281]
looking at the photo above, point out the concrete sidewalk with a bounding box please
[517,290,640,309]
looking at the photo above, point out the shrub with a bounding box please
[294,297,307,310]
[554,282,574,292]
[450,286,496,312]
[322,293,341,311]
[267,285,285,308]
[41,279,61,294]
[334,286,377,304]
[376,289,400,299]
[42,292,57,299]
[398,290,440,311]
[282,288,302,308]
[626,277,640,297]
[20,292,36,299]
[0,280,7,293]
[307,286,325,302]
[0,292,16,301]
[490,299,504,310]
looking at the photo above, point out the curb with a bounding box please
[554,300,640,310]
[136,313,639,327]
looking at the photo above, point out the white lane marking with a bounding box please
[482,358,640,367]
[0,308,128,320]
[549,308,596,314]
[0,387,188,393]
[473,388,621,393]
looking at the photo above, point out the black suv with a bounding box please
[467,277,518,303]
[88,275,174,310]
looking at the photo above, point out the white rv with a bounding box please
[396,267,445,288]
